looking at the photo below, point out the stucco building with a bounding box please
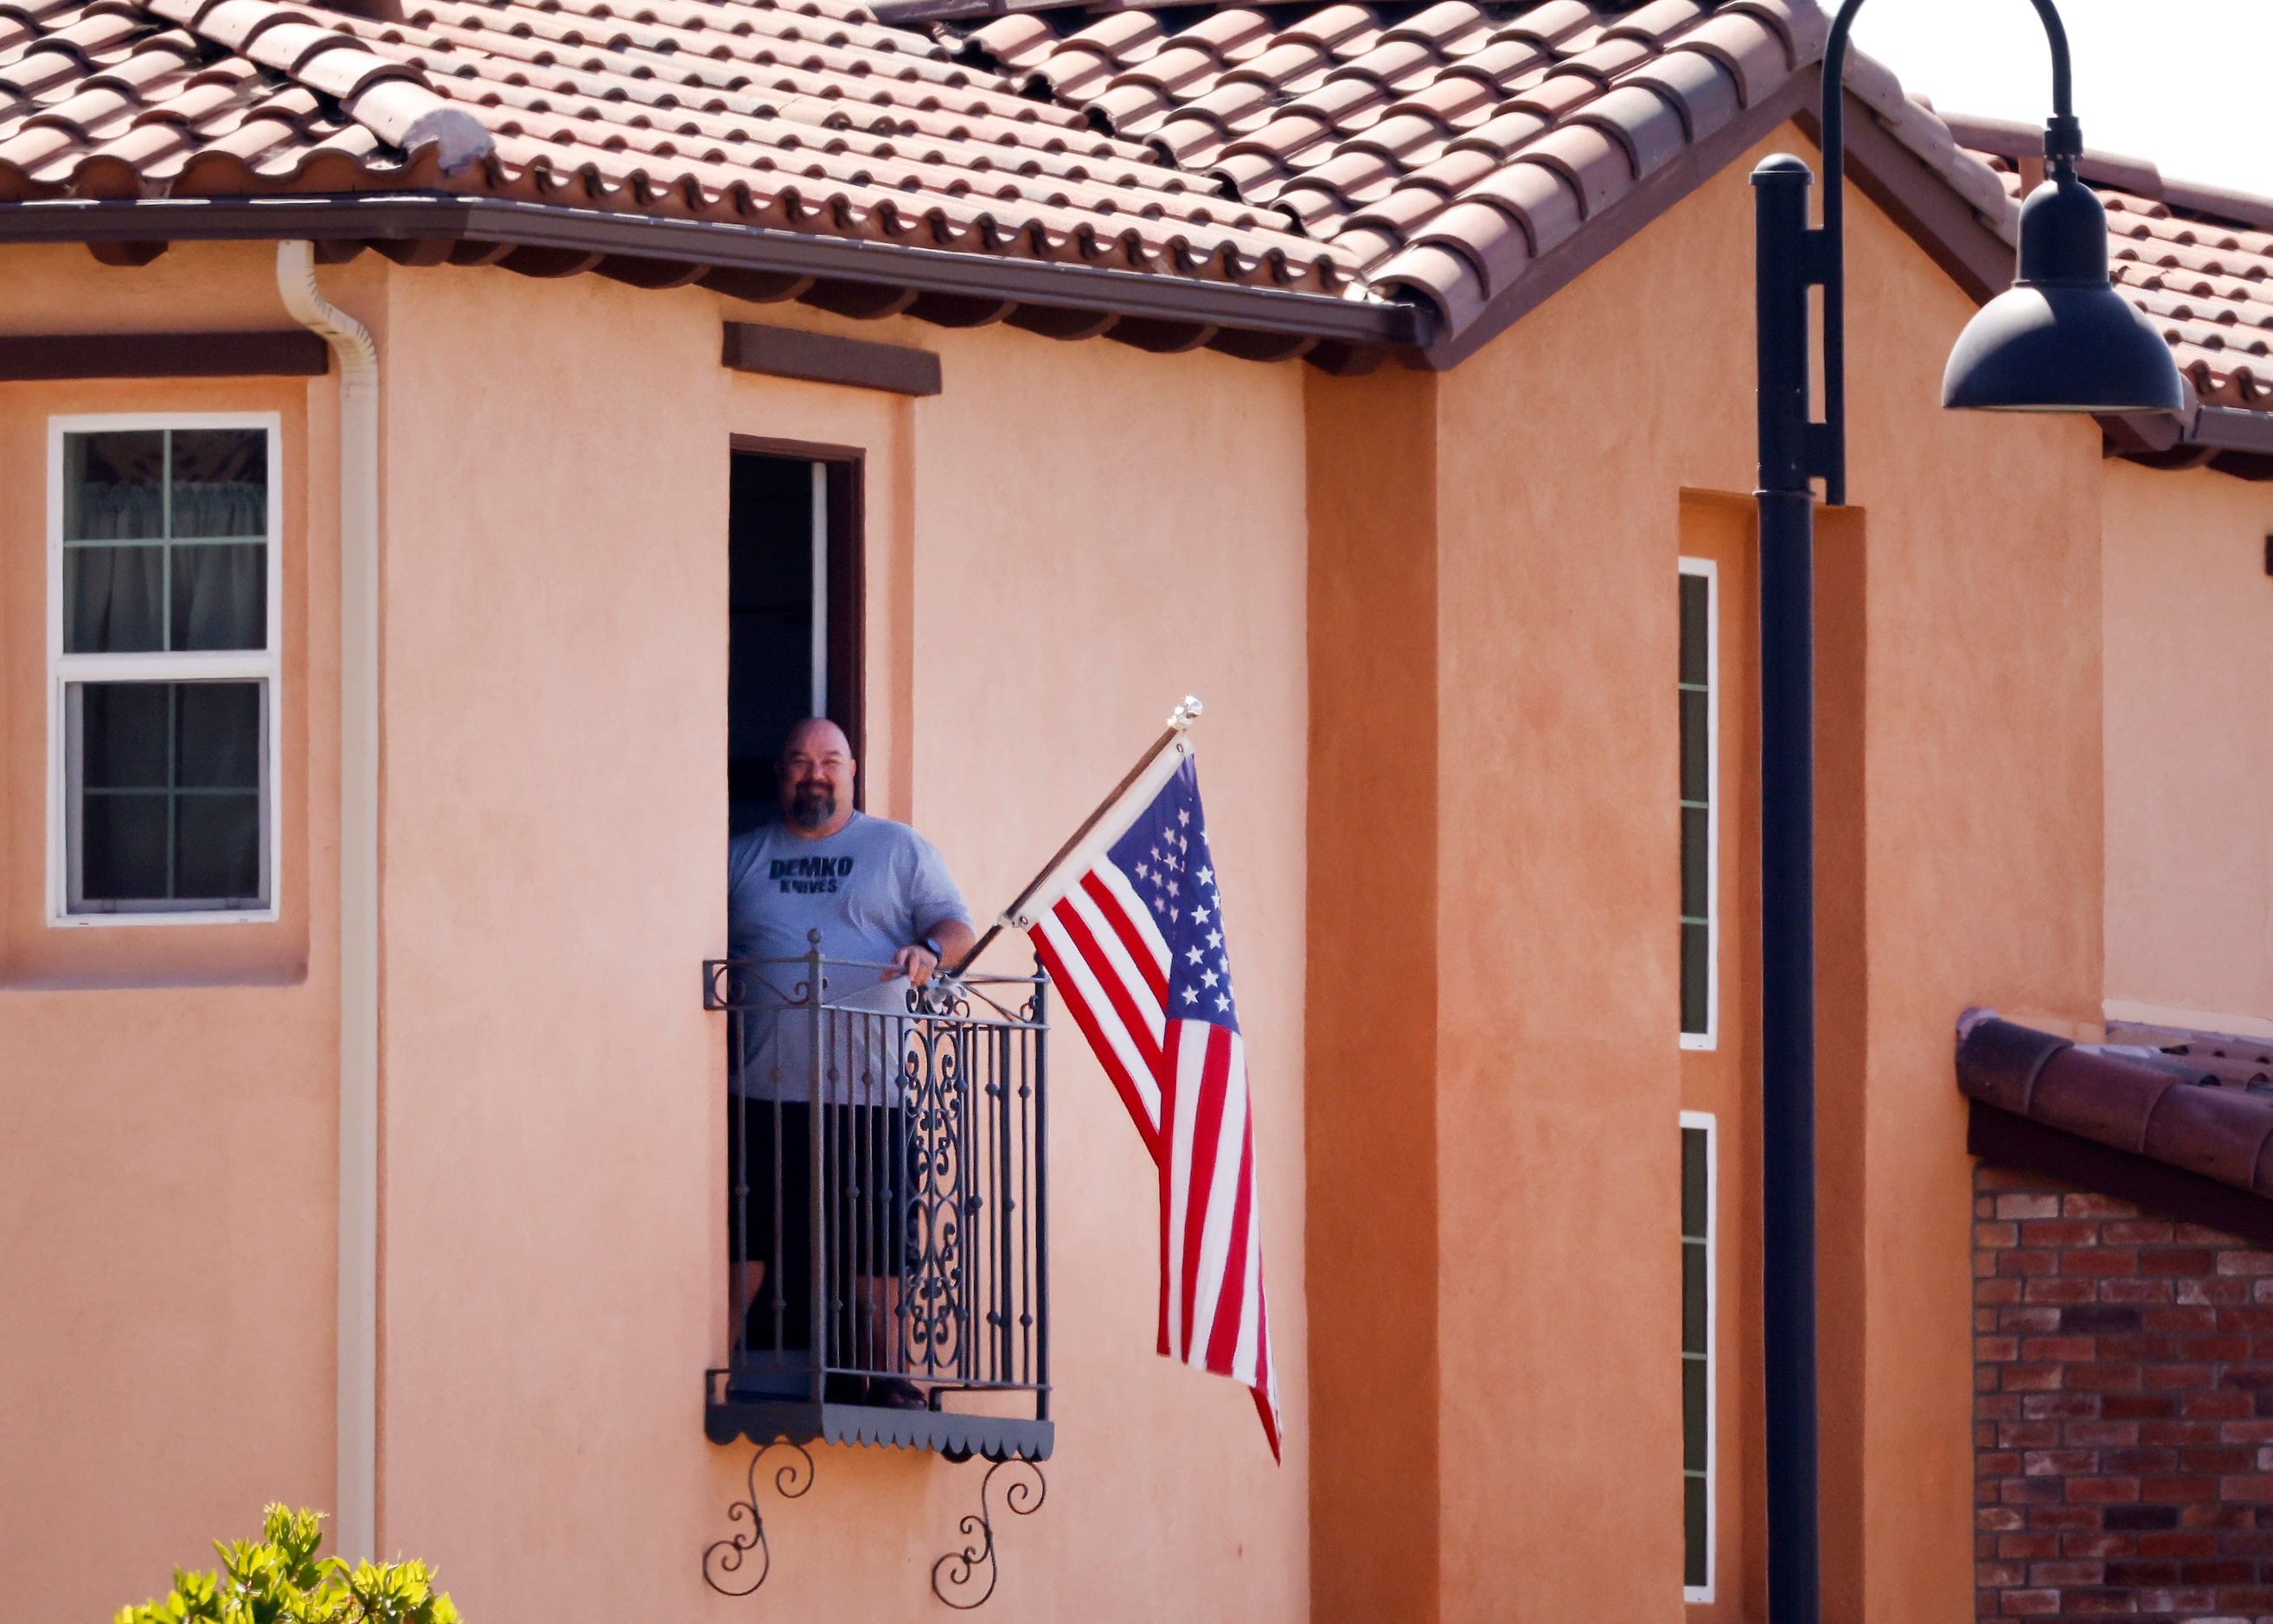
[3,0,2273,1621]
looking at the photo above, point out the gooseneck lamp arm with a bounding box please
[1815,0,2078,504]
[1751,6,2085,1624]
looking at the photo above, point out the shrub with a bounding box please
[116,1504,460,1624]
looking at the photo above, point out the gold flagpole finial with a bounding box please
[1169,695,1204,732]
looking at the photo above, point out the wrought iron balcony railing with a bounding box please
[703,939,1052,1462]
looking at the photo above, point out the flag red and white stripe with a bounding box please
[1014,742,1280,1459]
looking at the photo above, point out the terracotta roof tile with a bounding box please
[1960,1013,2273,1199]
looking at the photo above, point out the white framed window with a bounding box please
[1681,1109,1718,1604]
[47,413,282,924]
[1678,559,1718,1049]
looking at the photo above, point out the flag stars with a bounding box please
[1181,987,1199,1004]
[1178,809,1190,826]
[1196,866,1213,886]
[1201,969,1219,988]
[1215,994,1231,1012]
[1207,930,1222,949]
[1186,946,1204,964]
[1192,905,1210,924]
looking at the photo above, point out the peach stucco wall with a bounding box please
[0,246,1311,1621]
[1415,120,2104,1623]
[2102,457,2273,1035]
[0,243,342,1624]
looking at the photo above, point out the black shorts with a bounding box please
[728,1100,912,1350]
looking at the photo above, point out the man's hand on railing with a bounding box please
[890,919,977,987]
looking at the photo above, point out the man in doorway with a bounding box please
[727,717,976,1408]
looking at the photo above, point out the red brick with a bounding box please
[2064,1422,2137,1447]
[2221,1308,2273,1333]
[2105,1557,2183,1584]
[1978,1335,2020,1362]
[2026,1278,2097,1305]
[1980,1395,2023,1419]
[2026,1558,2105,1585]
[2147,1306,2221,1333]
[2070,1363,2147,1392]
[2065,1248,2141,1277]
[2217,1250,2273,1276]
[2219,1420,2273,1442]
[2180,1558,2255,1583]
[2004,1364,2065,1392]
[2023,1220,2103,1248]
[2099,1279,2172,1304]
[2178,1334,2254,1360]
[2003,1307,2065,1333]
[2213,1584,2273,1609]
[2028,1394,2105,1420]
[2027,1505,2105,1531]
[1999,1195,2065,1221]
[1976,1221,2020,1250]
[1976,1196,1997,1219]
[2101,1395,2176,1420]
[2181,1392,2255,1418]
[2177,1448,2255,1474]
[2219,1476,2273,1501]
[1975,1559,2026,1587]
[2002,1250,2060,1277]
[2068,1477,2143,1504]
[1982,1451,2024,1477]
[2142,1475,2219,1503]
[2134,1531,2216,1557]
[2024,1449,2098,1476]
[2102,1448,2180,1475]
[2096,1333,2174,1361]
[2065,1192,2143,1220]
[2178,1278,2252,1305]
[2174,1224,2249,1246]
[2142,1421,2223,1447]
[1978,1507,2026,1532]
[1995,1589,2059,1615]
[2145,1249,2222,1276]
[2105,1220,2177,1245]
[1999,1533,2061,1559]
[2022,1335,2100,1362]
[2002,1477,2066,1505]
[2179,1500,2254,1528]
[2222,1368,2273,1391]
[2146,1365,2217,1391]
[1977,1278,2024,1304]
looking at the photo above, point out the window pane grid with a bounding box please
[1678,568,1713,1040]
[55,419,275,918]
[1681,1121,1713,1599]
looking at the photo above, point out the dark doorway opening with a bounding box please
[727,446,861,834]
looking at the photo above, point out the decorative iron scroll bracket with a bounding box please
[931,1457,1047,1610]
[703,1439,816,1597]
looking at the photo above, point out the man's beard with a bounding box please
[789,783,837,830]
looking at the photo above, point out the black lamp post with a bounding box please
[1751,3,2182,1621]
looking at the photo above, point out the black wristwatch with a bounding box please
[920,935,944,959]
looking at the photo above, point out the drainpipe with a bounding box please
[277,240,381,1565]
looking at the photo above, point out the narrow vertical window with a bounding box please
[52,419,279,918]
[1681,1112,1716,1603]
[1679,562,1716,1045]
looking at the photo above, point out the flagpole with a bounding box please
[946,696,1203,977]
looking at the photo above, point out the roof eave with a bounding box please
[0,193,1432,369]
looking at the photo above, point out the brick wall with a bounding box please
[1976,1162,2273,1622]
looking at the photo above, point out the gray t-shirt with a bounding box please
[726,811,972,1101]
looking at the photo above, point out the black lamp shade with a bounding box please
[1943,169,2186,414]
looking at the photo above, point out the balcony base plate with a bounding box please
[706,1398,1053,1461]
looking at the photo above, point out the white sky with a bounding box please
[1849,0,2273,201]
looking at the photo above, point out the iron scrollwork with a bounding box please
[930,1457,1046,1610]
[702,1439,816,1597]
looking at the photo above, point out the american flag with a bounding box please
[1015,744,1281,1459]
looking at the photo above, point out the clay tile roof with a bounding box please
[940,0,2009,337]
[1958,1012,2273,1199]
[0,0,1357,297]
[1939,109,2273,418]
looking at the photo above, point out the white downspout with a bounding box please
[277,240,381,1565]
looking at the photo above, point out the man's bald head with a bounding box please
[778,717,855,837]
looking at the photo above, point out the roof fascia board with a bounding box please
[1969,1099,2273,1250]
[0,195,1430,351]
[1412,69,1817,374]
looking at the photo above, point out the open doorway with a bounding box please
[727,445,861,833]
